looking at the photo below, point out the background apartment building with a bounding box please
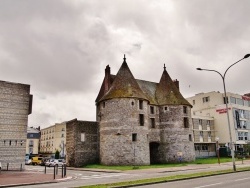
[40,122,66,158]
[26,127,40,155]
[187,91,250,152]
[192,116,216,158]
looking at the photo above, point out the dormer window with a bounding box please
[139,100,143,110]
[150,106,154,114]
[164,106,169,112]
[183,106,187,114]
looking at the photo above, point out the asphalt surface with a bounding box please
[1,160,250,187]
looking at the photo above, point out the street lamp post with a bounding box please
[197,54,250,172]
[215,136,220,165]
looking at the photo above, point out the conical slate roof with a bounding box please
[155,65,191,106]
[99,56,148,102]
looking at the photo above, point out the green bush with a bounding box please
[55,150,60,159]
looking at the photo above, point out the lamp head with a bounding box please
[244,54,250,59]
[196,68,202,70]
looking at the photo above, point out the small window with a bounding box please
[183,106,187,114]
[184,117,189,128]
[4,140,5,145]
[9,140,11,146]
[201,144,208,151]
[164,106,168,111]
[189,134,192,141]
[29,140,34,147]
[30,134,33,138]
[61,134,64,138]
[193,100,195,105]
[200,131,203,136]
[132,133,137,142]
[202,97,210,103]
[223,97,228,104]
[81,133,86,142]
[103,102,105,108]
[199,119,202,125]
[236,98,243,105]
[131,101,134,106]
[150,106,154,114]
[207,120,210,125]
[195,145,200,151]
[62,128,65,131]
[139,114,144,126]
[208,131,211,138]
[150,118,155,128]
[230,97,236,104]
[139,100,143,110]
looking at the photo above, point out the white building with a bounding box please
[192,116,216,158]
[187,91,250,152]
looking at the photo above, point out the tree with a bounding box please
[55,150,60,159]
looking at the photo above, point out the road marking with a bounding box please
[194,182,222,188]
[234,177,250,181]
[79,173,129,180]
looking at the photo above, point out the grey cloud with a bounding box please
[1,0,250,127]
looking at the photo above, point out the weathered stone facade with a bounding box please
[95,56,195,165]
[0,80,32,170]
[66,119,99,167]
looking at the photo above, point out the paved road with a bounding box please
[135,171,250,188]
[13,161,250,188]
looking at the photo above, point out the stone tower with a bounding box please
[96,56,195,165]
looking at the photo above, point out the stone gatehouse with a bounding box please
[66,55,195,167]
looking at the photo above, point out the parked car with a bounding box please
[40,157,50,166]
[31,157,43,165]
[45,159,65,167]
[25,159,32,165]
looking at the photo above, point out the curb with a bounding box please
[0,176,73,187]
[0,181,57,188]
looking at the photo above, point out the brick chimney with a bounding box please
[104,65,111,93]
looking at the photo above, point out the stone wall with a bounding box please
[66,119,99,167]
[98,98,195,165]
[0,80,32,170]
[157,105,195,162]
[99,98,150,165]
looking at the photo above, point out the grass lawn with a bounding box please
[78,166,250,188]
[83,157,241,171]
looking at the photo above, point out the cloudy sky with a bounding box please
[0,0,250,128]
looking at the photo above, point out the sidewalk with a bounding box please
[0,160,250,187]
[0,170,69,188]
